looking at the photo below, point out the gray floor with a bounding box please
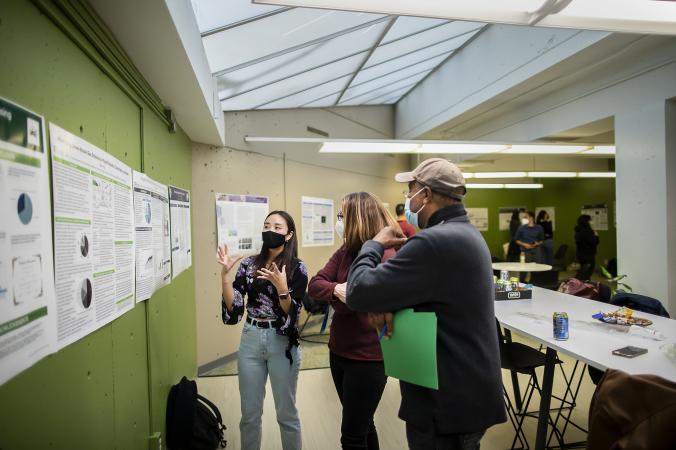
[198,332,595,450]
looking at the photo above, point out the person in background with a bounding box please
[515,211,544,262]
[347,158,506,450]
[575,214,599,280]
[217,211,308,450]
[536,210,554,265]
[395,203,416,238]
[507,209,522,261]
[308,192,399,450]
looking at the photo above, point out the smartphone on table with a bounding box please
[612,346,648,358]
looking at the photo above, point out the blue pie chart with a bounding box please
[17,193,33,225]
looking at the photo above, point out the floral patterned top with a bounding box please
[222,256,308,359]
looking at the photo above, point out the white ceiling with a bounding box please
[190,0,485,111]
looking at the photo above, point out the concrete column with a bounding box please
[615,99,676,316]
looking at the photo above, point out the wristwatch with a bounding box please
[278,292,290,300]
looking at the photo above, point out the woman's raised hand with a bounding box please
[217,244,244,275]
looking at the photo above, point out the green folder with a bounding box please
[380,308,438,390]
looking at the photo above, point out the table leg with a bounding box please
[535,347,557,450]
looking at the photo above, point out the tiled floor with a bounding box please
[197,333,595,450]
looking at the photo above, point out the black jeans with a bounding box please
[576,258,596,281]
[406,423,485,450]
[329,352,387,450]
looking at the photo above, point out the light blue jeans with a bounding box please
[238,322,302,450]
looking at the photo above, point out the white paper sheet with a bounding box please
[50,123,135,350]
[215,193,269,256]
[301,196,334,247]
[0,97,57,386]
[133,171,171,301]
[169,185,192,279]
[581,204,608,231]
[466,207,489,231]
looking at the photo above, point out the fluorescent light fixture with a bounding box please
[578,172,616,178]
[320,142,419,154]
[502,145,588,154]
[527,172,577,177]
[417,143,507,154]
[474,172,528,178]
[580,146,616,155]
[246,137,618,156]
[462,172,475,179]
[466,183,505,189]
[254,0,676,35]
[505,184,544,189]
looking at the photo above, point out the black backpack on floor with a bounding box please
[167,376,227,450]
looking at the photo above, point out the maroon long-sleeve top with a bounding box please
[308,246,395,361]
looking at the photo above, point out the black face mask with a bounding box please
[262,230,287,249]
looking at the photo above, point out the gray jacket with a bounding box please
[347,204,506,434]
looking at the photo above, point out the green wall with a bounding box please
[465,178,617,267]
[0,1,196,449]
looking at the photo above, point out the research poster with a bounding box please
[0,97,57,385]
[466,208,489,231]
[535,206,556,230]
[133,171,171,301]
[169,185,192,279]
[301,196,334,247]
[582,204,608,231]
[50,123,135,350]
[215,193,269,256]
[498,206,525,231]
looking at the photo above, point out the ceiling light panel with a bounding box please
[505,184,544,189]
[474,172,528,178]
[320,142,420,153]
[417,143,507,154]
[216,20,390,100]
[578,172,616,178]
[580,146,616,155]
[502,145,588,154]
[204,8,384,74]
[527,172,577,177]
[466,183,505,189]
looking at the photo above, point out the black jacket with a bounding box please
[347,204,506,434]
[575,226,599,261]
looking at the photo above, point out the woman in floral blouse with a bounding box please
[217,210,308,450]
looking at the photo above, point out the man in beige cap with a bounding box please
[347,158,505,449]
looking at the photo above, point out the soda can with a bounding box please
[500,269,509,281]
[553,312,569,340]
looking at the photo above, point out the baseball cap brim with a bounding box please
[394,171,415,183]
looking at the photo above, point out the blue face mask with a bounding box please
[404,188,426,228]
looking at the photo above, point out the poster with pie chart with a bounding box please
[17,193,33,225]
[0,96,57,387]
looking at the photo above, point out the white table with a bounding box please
[495,287,676,450]
[492,262,552,272]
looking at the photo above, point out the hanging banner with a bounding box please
[50,123,135,350]
[133,171,171,302]
[301,196,334,247]
[169,185,192,279]
[215,193,269,256]
[0,97,57,386]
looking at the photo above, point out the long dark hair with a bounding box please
[536,210,548,224]
[253,210,299,280]
[575,214,592,232]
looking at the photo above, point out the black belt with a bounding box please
[246,316,274,329]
